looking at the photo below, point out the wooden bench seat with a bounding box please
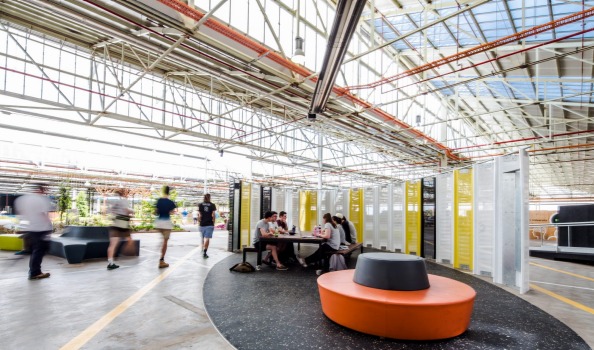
[242,246,269,263]
[321,242,363,270]
[331,242,363,256]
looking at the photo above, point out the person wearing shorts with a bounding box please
[155,186,177,268]
[198,193,216,258]
[107,188,133,270]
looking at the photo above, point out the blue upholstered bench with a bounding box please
[49,226,140,264]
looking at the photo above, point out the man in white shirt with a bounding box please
[14,184,54,280]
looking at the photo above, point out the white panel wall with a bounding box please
[271,188,286,214]
[473,162,495,276]
[378,185,390,250]
[436,173,454,264]
[334,189,348,216]
[391,183,405,252]
[363,187,377,247]
[290,190,299,230]
[250,183,261,232]
[493,152,529,293]
[319,190,335,218]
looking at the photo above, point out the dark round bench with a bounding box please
[353,252,429,290]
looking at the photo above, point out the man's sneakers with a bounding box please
[159,259,169,268]
[107,263,120,270]
[29,272,50,280]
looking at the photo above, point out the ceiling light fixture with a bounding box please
[292,36,305,65]
[292,0,305,66]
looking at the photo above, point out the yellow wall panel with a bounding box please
[349,188,364,242]
[240,182,251,248]
[310,191,318,229]
[454,169,474,270]
[299,191,317,232]
[405,181,421,255]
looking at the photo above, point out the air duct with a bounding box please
[308,0,366,119]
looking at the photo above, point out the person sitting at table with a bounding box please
[335,213,357,244]
[276,211,297,264]
[333,215,348,245]
[253,211,288,271]
[298,213,340,268]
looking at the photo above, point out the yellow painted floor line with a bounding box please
[530,262,594,283]
[529,283,594,316]
[60,246,201,350]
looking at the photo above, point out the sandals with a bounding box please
[276,265,288,271]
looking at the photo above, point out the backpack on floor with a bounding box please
[229,262,256,273]
[329,254,348,271]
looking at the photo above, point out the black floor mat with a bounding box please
[203,248,589,350]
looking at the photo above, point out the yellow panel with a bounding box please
[349,188,364,242]
[299,191,310,232]
[405,181,421,255]
[309,191,318,229]
[240,182,251,248]
[454,169,474,270]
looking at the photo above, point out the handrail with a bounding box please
[529,221,594,227]
[529,221,594,250]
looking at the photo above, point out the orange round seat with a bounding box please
[318,270,476,340]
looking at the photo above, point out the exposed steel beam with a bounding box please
[347,6,594,90]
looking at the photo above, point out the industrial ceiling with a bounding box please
[0,0,593,200]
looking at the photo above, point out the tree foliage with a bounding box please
[76,191,88,217]
[57,183,72,222]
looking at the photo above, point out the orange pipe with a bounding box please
[155,0,463,160]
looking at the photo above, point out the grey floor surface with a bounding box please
[1,228,593,349]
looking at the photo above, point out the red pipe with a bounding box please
[348,6,594,90]
[381,27,594,95]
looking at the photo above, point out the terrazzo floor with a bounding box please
[204,247,590,350]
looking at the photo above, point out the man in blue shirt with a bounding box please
[155,186,177,268]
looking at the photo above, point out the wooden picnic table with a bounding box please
[257,233,324,266]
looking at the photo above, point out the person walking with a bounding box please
[198,193,216,258]
[155,186,177,268]
[14,183,54,280]
[106,188,134,270]
[181,208,188,224]
[192,209,198,225]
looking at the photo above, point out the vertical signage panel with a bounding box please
[349,188,364,243]
[239,181,251,248]
[405,181,421,255]
[454,169,473,270]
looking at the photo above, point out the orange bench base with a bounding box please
[318,270,476,340]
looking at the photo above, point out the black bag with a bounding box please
[229,262,256,273]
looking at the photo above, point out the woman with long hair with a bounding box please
[298,213,341,268]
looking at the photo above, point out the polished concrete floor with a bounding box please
[1,228,593,349]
